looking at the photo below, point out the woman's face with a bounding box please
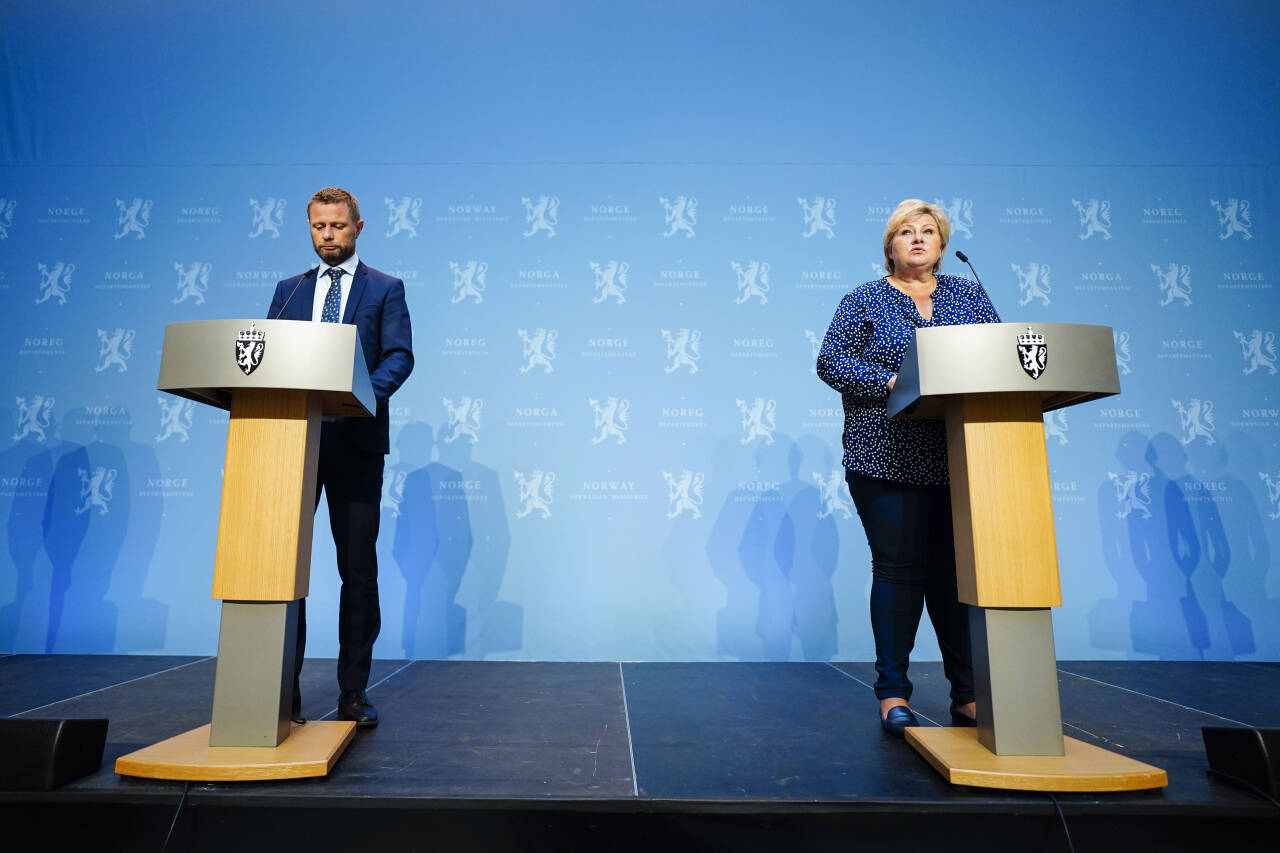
[889,213,942,274]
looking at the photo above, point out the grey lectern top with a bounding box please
[887,322,1121,420]
[156,319,375,417]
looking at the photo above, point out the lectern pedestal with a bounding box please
[115,320,374,781]
[888,322,1166,791]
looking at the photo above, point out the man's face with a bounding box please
[308,201,363,266]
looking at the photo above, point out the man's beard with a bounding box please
[314,241,355,265]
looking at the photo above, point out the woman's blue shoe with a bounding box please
[881,705,919,736]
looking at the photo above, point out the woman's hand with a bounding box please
[887,374,897,391]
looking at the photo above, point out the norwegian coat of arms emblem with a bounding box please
[1017,326,1047,380]
[236,322,266,376]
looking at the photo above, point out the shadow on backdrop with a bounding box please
[0,402,59,652]
[388,421,521,660]
[1151,432,1217,660]
[1091,430,1211,658]
[783,435,844,662]
[102,411,168,653]
[1091,430,1148,655]
[437,425,520,659]
[391,422,453,658]
[42,406,167,653]
[708,434,794,661]
[42,407,118,653]
[1220,432,1280,657]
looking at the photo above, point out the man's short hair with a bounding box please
[308,187,361,222]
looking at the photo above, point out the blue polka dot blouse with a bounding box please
[816,275,1001,484]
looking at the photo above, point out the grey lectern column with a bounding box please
[210,602,298,747]
[970,609,1064,755]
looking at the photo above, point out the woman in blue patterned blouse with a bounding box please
[816,199,1000,736]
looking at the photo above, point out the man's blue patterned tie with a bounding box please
[321,268,343,322]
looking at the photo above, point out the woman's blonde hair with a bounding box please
[882,198,950,274]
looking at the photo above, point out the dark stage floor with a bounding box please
[2,654,1277,851]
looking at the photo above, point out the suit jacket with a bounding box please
[268,261,414,454]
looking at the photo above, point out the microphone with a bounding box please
[954,250,985,289]
[269,268,315,320]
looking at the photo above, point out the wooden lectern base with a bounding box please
[905,727,1168,792]
[115,722,356,782]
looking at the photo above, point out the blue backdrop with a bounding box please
[1,1,1277,663]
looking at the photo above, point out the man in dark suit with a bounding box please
[268,187,413,728]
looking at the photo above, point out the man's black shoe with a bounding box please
[338,690,379,729]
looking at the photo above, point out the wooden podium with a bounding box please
[887,322,1167,792]
[116,320,375,781]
